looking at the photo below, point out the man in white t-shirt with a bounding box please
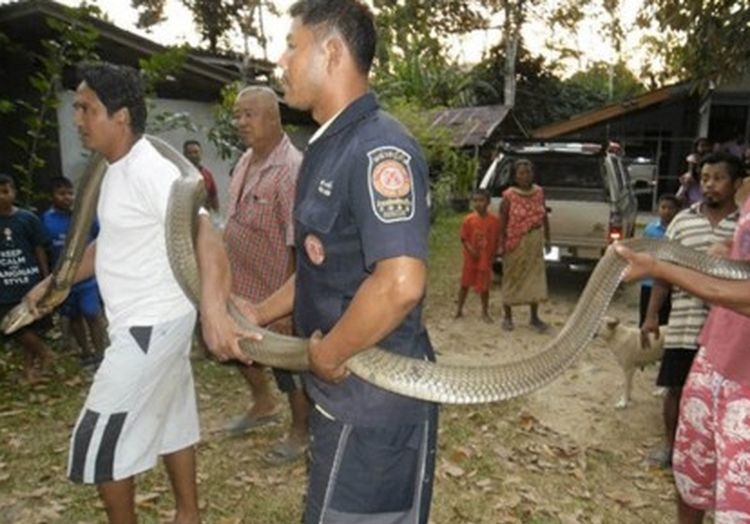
[26,62,248,524]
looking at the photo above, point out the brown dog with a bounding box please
[599,316,665,409]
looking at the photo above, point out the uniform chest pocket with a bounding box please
[295,194,341,235]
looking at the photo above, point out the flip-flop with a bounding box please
[264,439,308,465]
[224,411,281,436]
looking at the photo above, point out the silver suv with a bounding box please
[479,142,638,270]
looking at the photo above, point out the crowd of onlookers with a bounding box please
[456,136,750,522]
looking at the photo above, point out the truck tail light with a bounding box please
[608,224,623,242]
[608,212,623,243]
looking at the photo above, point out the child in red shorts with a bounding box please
[455,189,499,322]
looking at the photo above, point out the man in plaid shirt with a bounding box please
[223,86,310,463]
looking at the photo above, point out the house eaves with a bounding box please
[532,82,693,139]
[0,0,239,91]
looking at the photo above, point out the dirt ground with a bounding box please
[430,268,661,454]
[422,263,680,523]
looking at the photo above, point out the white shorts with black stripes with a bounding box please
[68,310,199,484]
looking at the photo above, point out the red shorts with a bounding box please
[673,347,750,518]
[460,263,491,294]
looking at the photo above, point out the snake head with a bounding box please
[0,301,36,335]
[0,281,68,335]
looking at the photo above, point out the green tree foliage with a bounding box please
[471,44,645,131]
[139,45,189,94]
[0,33,19,115]
[8,5,99,206]
[374,50,495,109]
[372,1,490,204]
[131,0,278,54]
[567,61,645,102]
[373,0,484,68]
[638,1,750,88]
[207,81,244,161]
[137,45,199,135]
[383,98,478,209]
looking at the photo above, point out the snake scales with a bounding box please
[3,135,749,404]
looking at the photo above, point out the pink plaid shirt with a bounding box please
[225,134,302,301]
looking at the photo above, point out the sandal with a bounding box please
[224,410,281,436]
[264,439,308,465]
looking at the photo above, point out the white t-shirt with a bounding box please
[95,138,193,329]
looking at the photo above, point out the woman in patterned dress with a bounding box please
[497,159,550,332]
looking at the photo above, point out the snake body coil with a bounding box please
[4,135,749,404]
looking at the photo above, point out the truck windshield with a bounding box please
[519,154,603,189]
[486,153,608,202]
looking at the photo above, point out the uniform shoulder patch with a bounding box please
[367,146,415,223]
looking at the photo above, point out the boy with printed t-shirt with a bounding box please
[0,173,54,383]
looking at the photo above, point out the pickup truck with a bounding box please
[478,142,638,270]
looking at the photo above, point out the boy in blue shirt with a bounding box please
[639,194,679,326]
[42,176,107,368]
[0,173,54,382]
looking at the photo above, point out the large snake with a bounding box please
[3,136,749,404]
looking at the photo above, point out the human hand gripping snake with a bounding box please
[3,136,749,404]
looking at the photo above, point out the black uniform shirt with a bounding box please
[294,92,434,426]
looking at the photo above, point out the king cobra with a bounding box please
[3,135,749,404]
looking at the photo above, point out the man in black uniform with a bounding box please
[239,0,437,522]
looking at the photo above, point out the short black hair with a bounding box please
[657,193,679,207]
[183,139,201,152]
[472,188,490,200]
[77,62,147,134]
[0,173,14,187]
[49,176,73,193]
[701,151,744,181]
[289,0,376,74]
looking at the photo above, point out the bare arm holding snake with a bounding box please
[616,243,750,316]
[24,241,96,317]
[309,256,426,383]
[232,274,296,330]
[195,214,255,364]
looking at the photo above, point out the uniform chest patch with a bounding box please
[367,146,415,223]
[304,234,325,265]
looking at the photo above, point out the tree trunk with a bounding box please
[504,31,518,108]
[501,0,523,108]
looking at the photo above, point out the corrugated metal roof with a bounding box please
[430,105,512,147]
[532,82,692,138]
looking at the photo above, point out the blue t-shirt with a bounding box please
[0,208,48,305]
[641,219,667,288]
[42,207,98,290]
